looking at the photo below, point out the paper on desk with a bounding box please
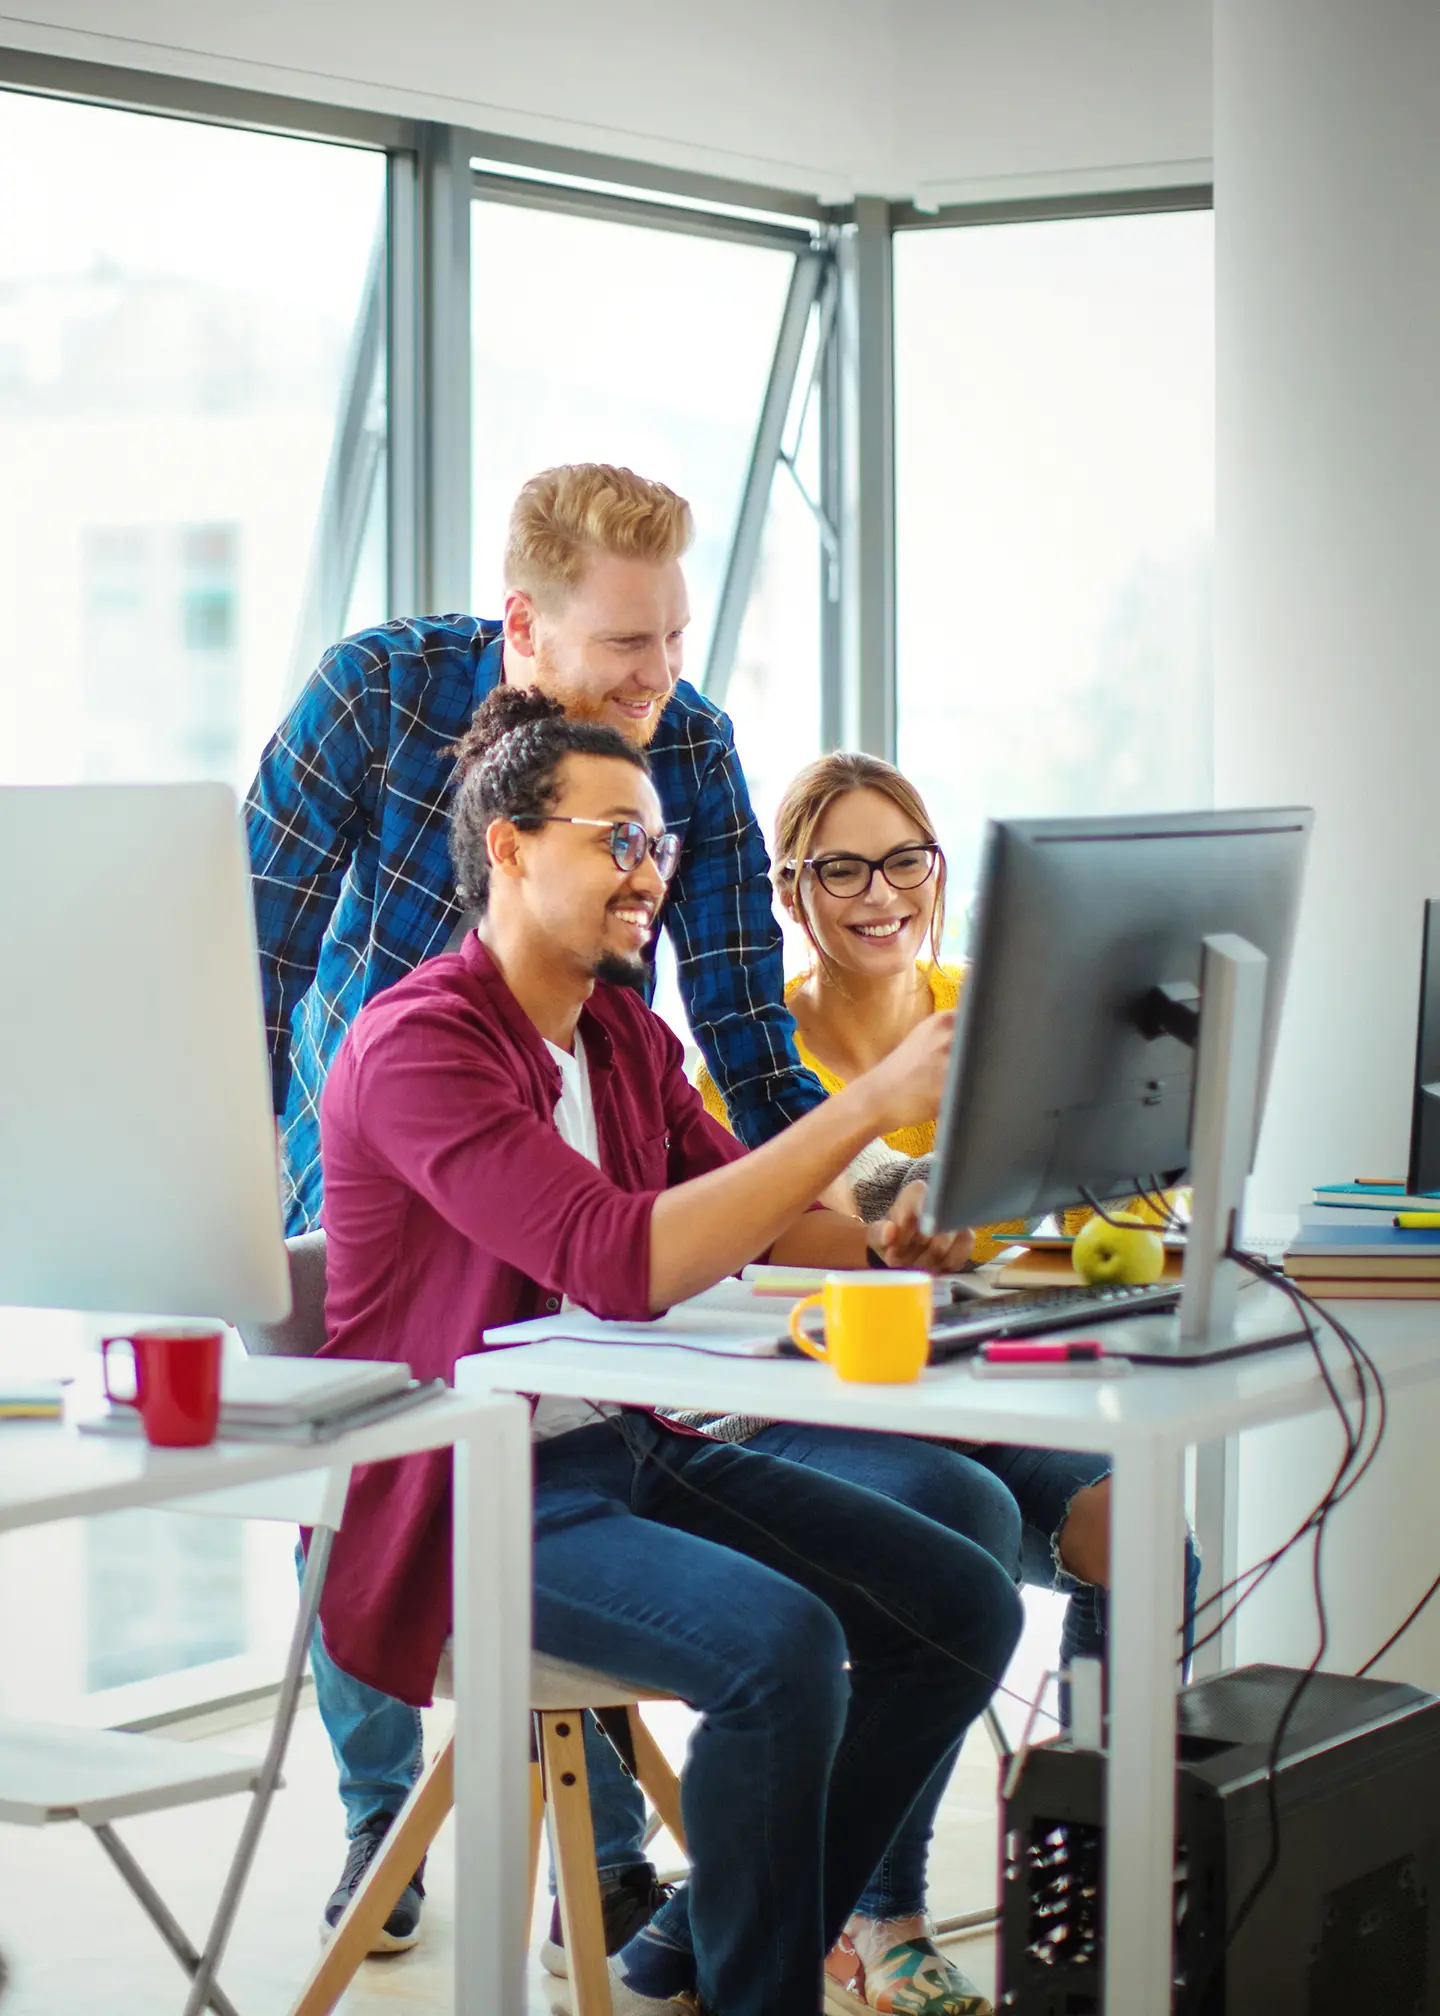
[741,1263,960,1304]
[484,1282,793,1358]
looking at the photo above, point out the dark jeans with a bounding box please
[563,1432,1201,1914]
[738,1420,1021,1921]
[529,1414,1021,2015]
[308,1419,1025,1927]
[958,1442,1204,1675]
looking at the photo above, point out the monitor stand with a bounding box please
[1111,932,1310,1366]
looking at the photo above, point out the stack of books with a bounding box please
[1282,1221,1440,1300]
[0,1380,66,1420]
[81,1356,444,1443]
[1311,1180,1440,1214]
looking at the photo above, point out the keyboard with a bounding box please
[926,1281,1181,1363]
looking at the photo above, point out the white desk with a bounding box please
[463,1302,1440,2016]
[0,1386,533,2016]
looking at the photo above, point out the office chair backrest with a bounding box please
[236,1231,328,1359]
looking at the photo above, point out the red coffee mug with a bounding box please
[101,1324,224,1448]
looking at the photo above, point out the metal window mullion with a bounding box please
[416,126,473,613]
[818,253,845,753]
[0,47,413,150]
[835,196,896,760]
[888,183,1214,233]
[386,150,422,616]
[471,170,815,256]
[464,125,829,227]
[701,249,829,707]
[278,206,387,705]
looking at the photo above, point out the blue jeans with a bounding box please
[310,1421,1023,1929]
[739,1420,1021,1922]
[956,1442,1203,1676]
[532,1414,1019,2013]
[315,1415,1020,2015]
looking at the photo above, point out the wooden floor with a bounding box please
[0,1686,1015,2014]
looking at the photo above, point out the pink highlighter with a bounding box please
[972,1339,1130,1378]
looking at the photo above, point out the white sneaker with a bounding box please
[546,1960,701,2014]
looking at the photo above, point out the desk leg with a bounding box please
[452,1397,532,2015]
[1191,1434,1240,1680]
[1104,1439,1185,2016]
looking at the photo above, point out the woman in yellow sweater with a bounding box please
[699,751,1201,2006]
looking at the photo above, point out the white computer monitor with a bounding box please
[0,783,291,1322]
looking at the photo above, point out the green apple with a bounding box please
[1071,1212,1165,1287]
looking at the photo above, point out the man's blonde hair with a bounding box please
[504,464,694,611]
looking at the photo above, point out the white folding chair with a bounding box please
[0,1463,350,2016]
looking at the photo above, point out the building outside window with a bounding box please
[472,197,825,1039]
[0,84,387,1719]
[894,208,1215,956]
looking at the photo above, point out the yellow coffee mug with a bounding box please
[788,1270,932,1383]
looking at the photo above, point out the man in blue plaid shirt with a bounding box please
[245,463,827,1957]
[248,466,824,1236]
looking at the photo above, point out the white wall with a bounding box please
[1216,0,1440,1685]
[1216,0,1440,1220]
[895,0,1210,206]
[2,0,1210,199]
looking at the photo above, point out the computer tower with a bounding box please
[999,1663,1440,2013]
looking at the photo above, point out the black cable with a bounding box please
[1077,1183,1143,1230]
[1184,1241,1388,1997]
[1183,1251,1387,1666]
[1140,1175,1190,1236]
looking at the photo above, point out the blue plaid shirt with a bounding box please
[244,614,824,1231]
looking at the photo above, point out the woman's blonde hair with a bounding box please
[773,752,946,988]
[504,464,694,613]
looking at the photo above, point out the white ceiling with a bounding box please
[0,0,1211,199]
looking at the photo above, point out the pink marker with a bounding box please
[981,1339,1105,1363]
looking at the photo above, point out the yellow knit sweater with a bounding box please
[696,965,1030,1260]
[695,963,1160,1263]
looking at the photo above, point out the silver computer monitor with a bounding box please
[0,783,291,1322]
[924,807,1313,1361]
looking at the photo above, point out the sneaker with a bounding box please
[540,1861,677,1977]
[321,1813,426,1954]
[546,1961,702,2015]
[826,1934,993,2016]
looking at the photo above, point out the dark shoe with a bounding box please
[322,1813,427,1954]
[540,1861,677,1978]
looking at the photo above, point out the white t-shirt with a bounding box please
[530,1030,618,1443]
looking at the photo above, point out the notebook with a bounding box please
[79,1355,417,1437]
[215,1356,415,1428]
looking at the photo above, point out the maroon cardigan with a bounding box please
[316,933,749,1704]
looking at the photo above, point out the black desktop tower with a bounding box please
[999,1664,1440,2014]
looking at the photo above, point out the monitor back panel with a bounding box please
[0,783,291,1321]
[929,808,1311,1231]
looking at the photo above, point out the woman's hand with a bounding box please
[867,1180,974,1273]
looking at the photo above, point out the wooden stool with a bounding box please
[289,1652,685,2016]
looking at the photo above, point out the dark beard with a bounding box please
[593,950,652,995]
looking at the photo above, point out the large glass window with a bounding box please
[0,88,388,795]
[894,210,1215,951]
[0,85,388,1717]
[472,199,824,1038]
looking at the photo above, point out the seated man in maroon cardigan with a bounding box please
[315,683,1022,2016]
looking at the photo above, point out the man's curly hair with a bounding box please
[448,685,650,910]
